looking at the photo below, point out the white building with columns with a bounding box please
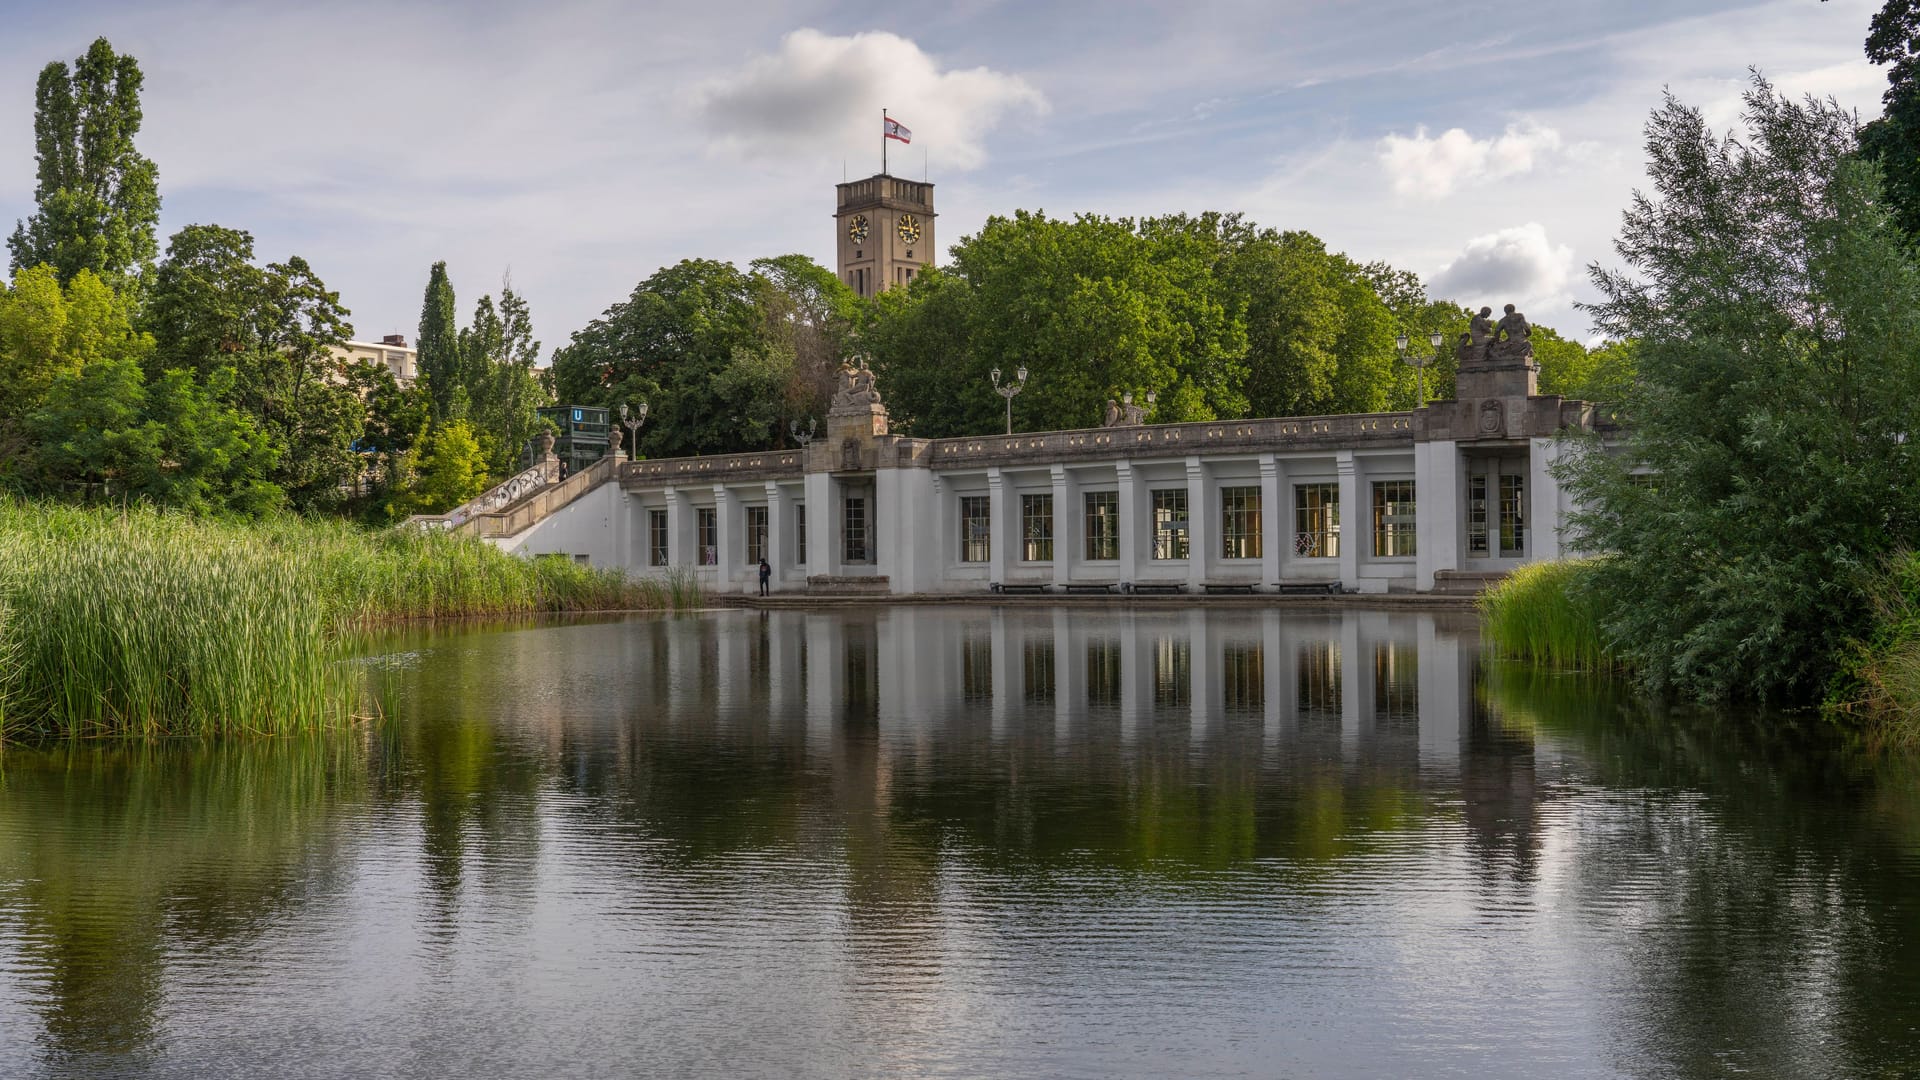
[443,317,1603,595]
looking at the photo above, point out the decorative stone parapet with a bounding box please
[919,412,1417,469]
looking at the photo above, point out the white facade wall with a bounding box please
[489,434,1592,596]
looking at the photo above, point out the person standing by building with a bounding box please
[758,558,772,597]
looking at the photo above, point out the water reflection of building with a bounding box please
[601,609,1496,770]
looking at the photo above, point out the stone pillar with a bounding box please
[664,486,692,568]
[1051,465,1074,588]
[1115,461,1143,587]
[1259,454,1282,589]
[765,481,786,592]
[987,466,1009,586]
[713,484,736,591]
[803,471,834,578]
[1336,451,1361,588]
[1185,456,1208,590]
[1415,439,1460,591]
[1528,436,1563,562]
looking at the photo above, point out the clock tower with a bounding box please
[835,173,935,299]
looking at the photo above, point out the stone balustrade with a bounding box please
[919,412,1416,470]
[619,449,806,487]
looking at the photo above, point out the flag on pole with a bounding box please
[884,117,912,144]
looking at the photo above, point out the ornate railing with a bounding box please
[924,412,1416,469]
[620,449,806,486]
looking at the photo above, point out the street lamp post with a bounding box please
[991,365,1029,435]
[790,417,816,448]
[1396,331,1446,408]
[619,401,649,461]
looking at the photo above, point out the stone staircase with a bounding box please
[406,452,617,540]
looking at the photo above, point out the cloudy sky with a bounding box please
[0,0,1891,353]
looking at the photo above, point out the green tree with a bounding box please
[25,359,280,515]
[7,38,161,291]
[402,419,490,514]
[1862,0,1920,238]
[140,225,362,510]
[550,258,769,457]
[459,282,550,475]
[0,265,152,479]
[751,253,860,430]
[868,211,1245,437]
[1562,79,1920,702]
[345,358,430,517]
[416,262,462,421]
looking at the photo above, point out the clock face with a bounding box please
[896,213,921,245]
[847,215,870,243]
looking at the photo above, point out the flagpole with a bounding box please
[882,107,888,176]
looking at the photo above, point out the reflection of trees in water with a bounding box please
[0,738,372,1065]
[1482,664,1920,1078]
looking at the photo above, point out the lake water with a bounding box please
[2,607,1918,1078]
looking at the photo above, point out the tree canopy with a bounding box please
[1563,78,1920,702]
[7,38,160,292]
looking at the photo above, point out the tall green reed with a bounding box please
[0,500,702,739]
[1478,558,1619,673]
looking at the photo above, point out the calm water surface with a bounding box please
[2,607,1919,1078]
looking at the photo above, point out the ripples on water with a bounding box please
[1,607,1918,1078]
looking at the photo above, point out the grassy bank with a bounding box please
[1478,558,1619,674]
[0,501,700,739]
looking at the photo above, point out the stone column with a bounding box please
[1259,454,1282,588]
[1051,465,1074,588]
[987,466,1009,586]
[1185,456,1209,590]
[803,470,834,579]
[1115,461,1142,588]
[1415,440,1460,591]
[713,484,736,592]
[1336,451,1361,588]
[765,481,786,592]
[664,486,692,569]
[1528,436,1563,563]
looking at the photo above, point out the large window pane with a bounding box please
[1292,483,1340,558]
[1499,474,1526,556]
[960,496,991,562]
[1021,493,1054,562]
[745,505,768,563]
[843,497,868,562]
[1151,488,1188,560]
[1084,491,1119,561]
[1467,474,1489,555]
[1220,485,1262,559]
[648,509,669,566]
[696,508,718,565]
[1371,480,1416,557]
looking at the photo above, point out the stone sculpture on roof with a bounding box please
[1489,303,1533,364]
[832,356,883,413]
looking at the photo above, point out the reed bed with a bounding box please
[0,501,701,740]
[1478,558,1619,673]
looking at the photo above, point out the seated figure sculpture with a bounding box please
[1488,303,1533,364]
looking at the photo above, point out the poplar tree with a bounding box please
[416,261,461,420]
[7,38,161,291]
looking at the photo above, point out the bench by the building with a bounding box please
[1275,581,1344,595]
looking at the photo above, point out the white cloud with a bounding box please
[690,29,1047,171]
[1377,122,1564,200]
[1428,223,1575,308]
